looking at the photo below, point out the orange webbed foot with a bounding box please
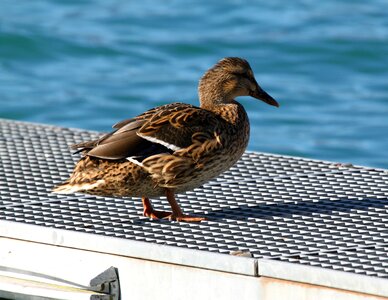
[143,209,172,220]
[166,214,207,222]
[164,189,206,222]
[142,197,172,219]
[142,194,206,222]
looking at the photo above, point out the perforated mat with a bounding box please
[1,119,387,278]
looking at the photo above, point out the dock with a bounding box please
[0,118,387,299]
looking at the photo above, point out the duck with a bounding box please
[53,57,279,222]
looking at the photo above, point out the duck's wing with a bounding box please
[70,104,174,159]
[136,103,222,150]
[71,103,222,161]
[73,119,156,160]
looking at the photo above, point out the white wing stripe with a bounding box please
[137,133,182,151]
[126,156,144,167]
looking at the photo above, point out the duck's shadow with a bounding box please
[203,196,387,221]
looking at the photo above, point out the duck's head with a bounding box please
[198,57,279,109]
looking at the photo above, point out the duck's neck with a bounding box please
[198,78,248,125]
[200,97,248,127]
[199,93,226,111]
[198,83,235,110]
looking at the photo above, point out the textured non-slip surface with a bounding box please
[0,119,387,278]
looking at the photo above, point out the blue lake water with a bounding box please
[1,1,387,168]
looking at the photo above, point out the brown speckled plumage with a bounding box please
[53,57,279,222]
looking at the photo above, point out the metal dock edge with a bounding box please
[1,119,387,300]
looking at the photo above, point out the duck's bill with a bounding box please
[251,87,279,107]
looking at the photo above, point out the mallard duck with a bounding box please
[53,57,279,222]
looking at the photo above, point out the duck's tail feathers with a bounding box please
[52,180,105,194]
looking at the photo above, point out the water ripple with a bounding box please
[0,0,387,168]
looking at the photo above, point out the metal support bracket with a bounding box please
[90,267,121,300]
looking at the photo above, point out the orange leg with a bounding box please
[142,197,171,219]
[164,188,206,222]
